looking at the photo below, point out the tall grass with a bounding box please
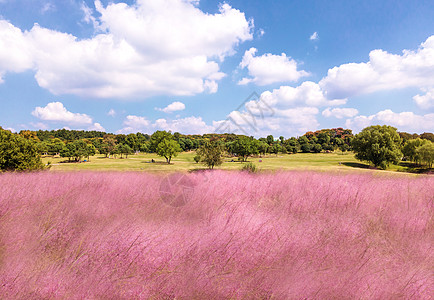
[0,171,432,299]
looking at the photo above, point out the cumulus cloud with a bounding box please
[260,81,346,108]
[156,101,186,113]
[0,21,34,83]
[413,88,434,110]
[0,0,253,98]
[320,35,434,99]
[89,122,105,132]
[310,32,318,41]
[215,106,319,137]
[31,102,93,125]
[154,116,213,134]
[322,107,359,119]
[345,109,434,133]
[118,115,212,135]
[238,48,309,86]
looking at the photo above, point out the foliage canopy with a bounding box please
[352,125,402,169]
[0,127,45,171]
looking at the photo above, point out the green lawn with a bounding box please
[41,151,388,173]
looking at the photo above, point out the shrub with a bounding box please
[242,162,258,173]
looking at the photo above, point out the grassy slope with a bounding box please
[42,152,369,173]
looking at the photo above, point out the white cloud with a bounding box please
[107,109,116,117]
[153,116,213,134]
[310,32,318,41]
[41,2,55,14]
[118,115,212,135]
[30,122,49,130]
[413,88,434,109]
[156,101,186,113]
[345,109,434,133]
[238,48,309,86]
[31,102,93,125]
[0,0,253,98]
[322,107,359,119]
[260,81,347,108]
[215,106,319,137]
[320,35,434,99]
[125,115,150,127]
[0,21,34,83]
[80,1,98,27]
[89,122,105,132]
[215,81,346,137]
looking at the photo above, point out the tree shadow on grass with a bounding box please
[341,162,371,169]
[398,162,433,174]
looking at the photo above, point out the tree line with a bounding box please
[1,126,433,171]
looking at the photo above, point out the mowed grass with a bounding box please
[42,151,369,173]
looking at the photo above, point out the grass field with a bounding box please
[41,151,430,174]
[42,151,376,173]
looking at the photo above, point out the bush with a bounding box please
[242,162,258,173]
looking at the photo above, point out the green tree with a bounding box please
[0,127,44,171]
[156,139,182,164]
[118,144,133,159]
[60,142,76,161]
[270,143,282,156]
[312,143,322,153]
[86,143,96,161]
[415,142,434,168]
[197,141,223,169]
[352,125,402,169]
[125,133,139,152]
[150,131,173,152]
[402,138,430,164]
[47,138,66,156]
[228,136,258,162]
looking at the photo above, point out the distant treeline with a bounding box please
[15,127,434,158]
[1,126,433,171]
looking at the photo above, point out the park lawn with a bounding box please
[41,151,377,173]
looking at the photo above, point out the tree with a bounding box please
[419,132,434,143]
[416,142,434,168]
[47,138,66,156]
[402,138,430,164]
[0,127,44,171]
[270,143,282,156]
[197,141,223,169]
[125,133,139,152]
[312,143,322,153]
[352,125,402,169]
[86,143,96,161]
[257,141,269,156]
[150,131,173,152]
[228,136,258,162]
[118,144,133,159]
[156,139,182,164]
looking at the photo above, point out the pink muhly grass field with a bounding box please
[0,171,432,299]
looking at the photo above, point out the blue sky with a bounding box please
[0,0,433,137]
